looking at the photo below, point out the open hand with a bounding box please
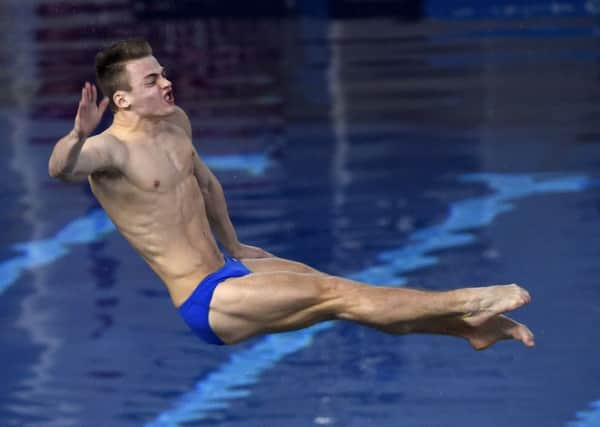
[74,82,109,139]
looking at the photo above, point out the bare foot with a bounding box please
[459,284,531,327]
[464,314,535,350]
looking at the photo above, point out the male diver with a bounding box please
[48,39,534,350]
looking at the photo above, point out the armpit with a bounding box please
[91,168,122,180]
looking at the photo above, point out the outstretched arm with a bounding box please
[48,82,120,181]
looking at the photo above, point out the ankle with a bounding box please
[448,288,476,316]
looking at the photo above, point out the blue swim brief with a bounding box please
[178,256,251,345]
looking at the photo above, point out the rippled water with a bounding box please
[1,2,600,427]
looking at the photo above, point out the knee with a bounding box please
[318,277,367,321]
[316,275,338,296]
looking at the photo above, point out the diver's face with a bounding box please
[121,56,175,117]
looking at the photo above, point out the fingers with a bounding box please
[80,82,100,105]
[80,82,89,104]
[87,83,93,104]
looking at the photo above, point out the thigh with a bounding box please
[240,256,325,275]
[209,271,342,344]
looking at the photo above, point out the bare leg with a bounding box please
[210,265,533,348]
[241,256,325,275]
[362,313,535,350]
[242,257,531,328]
[328,279,531,331]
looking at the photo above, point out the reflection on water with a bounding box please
[1,1,600,426]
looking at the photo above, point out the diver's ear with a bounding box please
[113,90,130,110]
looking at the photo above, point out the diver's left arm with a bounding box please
[199,165,240,254]
[195,156,272,258]
[172,107,272,258]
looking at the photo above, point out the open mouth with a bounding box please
[164,89,174,104]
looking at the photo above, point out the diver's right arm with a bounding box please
[48,82,111,181]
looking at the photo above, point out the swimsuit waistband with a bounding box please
[178,256,249,314]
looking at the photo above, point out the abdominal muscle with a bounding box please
[90,173,225,307]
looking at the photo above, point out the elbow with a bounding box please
[48,151,74,180]
[48,168,68,181]
[48,162,60,179]
[48,146,63,178]
[48,159,74,181]
[48,158,60,179]
[48,155,66,179]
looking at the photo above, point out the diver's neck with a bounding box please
[112,111,164,136]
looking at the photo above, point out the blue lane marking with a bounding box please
[203,154,270,176]
[568,401,600,427]
[0,209,115,295]
[147,325,331,420]
[146,172,593,427]
[0,154,271,296]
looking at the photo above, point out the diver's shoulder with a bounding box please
[89,129,129,167]
[171,105,189,119]
[88,129,125,145]
[167,106,192,137]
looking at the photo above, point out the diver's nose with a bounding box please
[159,75,172,88]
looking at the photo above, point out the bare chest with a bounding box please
[121,135,195,193]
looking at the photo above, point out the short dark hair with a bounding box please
[95,38,153,112]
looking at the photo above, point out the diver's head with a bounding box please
[95,38,175,118]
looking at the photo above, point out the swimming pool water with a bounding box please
[1,3,600,427]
